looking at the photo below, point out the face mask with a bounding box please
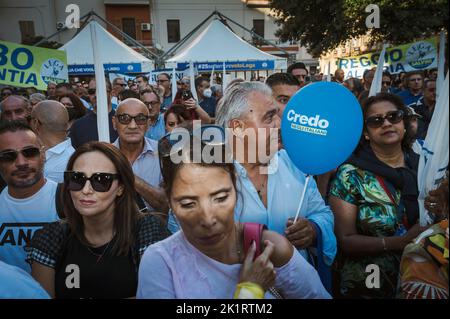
[203,88,213,98]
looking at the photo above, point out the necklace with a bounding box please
[86,240,112,263]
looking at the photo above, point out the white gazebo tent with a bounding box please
[166,19,287,72]
[60,20,154,75]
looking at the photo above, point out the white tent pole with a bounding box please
[437,31,446,100]
[222,62,228,91]
[189,61,198,101]
[171,68,177,103]
[90,22,110,143]
[326,61,331,82]
[210,65,215,84]
[369,43,388,97]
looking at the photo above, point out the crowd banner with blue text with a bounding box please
[177,60,275,71]
[337,37,438,79]
[68,63,143,75]
[150,67,192,84]
[108,72,136,83]
[0,40,68,90]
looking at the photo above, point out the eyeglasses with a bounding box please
[0,146,41,163]
[382,81,391,85]
[1,92,12,97]
[365,110,404,128]
[116,113,149,125]
[116,83,126,87]
[64,171,119,192]
[88,88,110,94]
[144,101,160,108]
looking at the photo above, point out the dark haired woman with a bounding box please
[329,92,424,298]
[27,142,168,298]
[164,104,193,133]
[58,94,86,129]
[137,126,330,299]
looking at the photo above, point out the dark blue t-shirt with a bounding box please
[69,110,119,149]
[199,97,217,117]
[396,90,423,107]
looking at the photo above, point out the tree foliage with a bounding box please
[270,0,449,57]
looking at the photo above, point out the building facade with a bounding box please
[0,0,318,71]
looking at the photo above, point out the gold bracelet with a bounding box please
[381,237,387,252]
[233,282,265,299]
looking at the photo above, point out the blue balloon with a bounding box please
[281,82,363,175]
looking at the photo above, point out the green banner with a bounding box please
[0,40,68,90]
[337,37,438,79]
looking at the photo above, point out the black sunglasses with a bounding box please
[64,171,119,192]
[116,113,149,125]
[0,146,41,163]
[365,110,404,128]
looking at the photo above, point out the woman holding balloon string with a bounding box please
[329,92,425,298]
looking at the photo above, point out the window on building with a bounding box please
[19,21,35,43]
[167,20,180,43]
[252,19,265,38]
[122,18,136,45]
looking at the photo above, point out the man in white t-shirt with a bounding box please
[30,100,75,183]
[0,121,59,273]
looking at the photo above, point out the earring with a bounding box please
[365,135,370,140]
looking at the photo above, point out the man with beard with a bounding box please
[30,101,75,183]
[0,121,58,272]
[112,98,168,218]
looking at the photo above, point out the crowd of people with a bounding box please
[0,62,447,299]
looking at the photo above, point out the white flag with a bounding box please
[417,72,449,226]
[436,31,446,100]
[369,43,388,97]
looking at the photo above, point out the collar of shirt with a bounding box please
[113,136,156,159]
[149,113,164,128]
[45,138,73,156]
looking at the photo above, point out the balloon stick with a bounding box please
[293,175,311,223]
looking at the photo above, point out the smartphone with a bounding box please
[182,90,194,101]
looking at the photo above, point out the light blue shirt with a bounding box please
[113,137,162,211]
[168,149,336,266]
[0,180,59,272]
[44,138,75,183]
[145,113,166,141]
[0,261,50,299]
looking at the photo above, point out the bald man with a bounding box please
[0,95,31,123]
[30,100,75,183]
[112,98,168,217]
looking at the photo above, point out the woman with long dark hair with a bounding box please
[329,92,424,298]
[58,93,86,129]
[27,142,168,298]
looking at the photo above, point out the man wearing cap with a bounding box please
[406,106,424,155]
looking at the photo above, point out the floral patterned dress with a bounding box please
[330,163,408,299]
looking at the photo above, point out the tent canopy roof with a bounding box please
[60,20,153,68]
[167,19,286,67]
